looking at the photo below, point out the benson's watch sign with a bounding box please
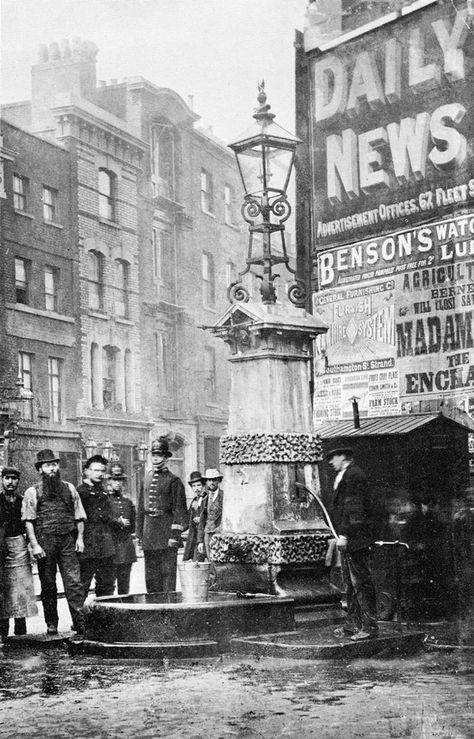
[309,0,474,247]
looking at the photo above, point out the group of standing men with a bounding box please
[0,448,136,639]
[0,436,224,639]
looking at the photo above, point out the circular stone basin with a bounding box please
[84,591,295,645]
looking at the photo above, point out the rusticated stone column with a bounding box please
[207,301,332,602]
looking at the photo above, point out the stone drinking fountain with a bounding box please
[71,85,336,659]
[75,298,331,658]
[72,86,424,659]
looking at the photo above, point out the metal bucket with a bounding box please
[178,561,210,603]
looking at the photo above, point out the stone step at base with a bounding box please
[230,625,426,660]
[295,607,346,628]
[69,638,220,659]
[2,632,73,649]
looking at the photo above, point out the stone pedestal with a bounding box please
[208,301,331,602]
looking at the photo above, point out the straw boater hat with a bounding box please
[325,447,353,462]
[202,468,223,481]
[150,437,173,457]
[35,449,60,470]
[188,470,204,486]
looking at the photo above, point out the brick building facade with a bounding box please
[0,120,81,490]
[1,39,248,498]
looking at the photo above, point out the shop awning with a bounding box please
[315,412,472,438]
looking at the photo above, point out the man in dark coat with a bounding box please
[107,463,136,594]
[327,447,378,641]
[183,471,206,562]
[77,454,115,599]
[136,437,187,593]
[22,449,86,636]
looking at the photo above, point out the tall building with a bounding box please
[0,120,81,490]
[1,39,248,497]
[92,75,248,481]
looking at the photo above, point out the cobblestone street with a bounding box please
[0,646,473,738]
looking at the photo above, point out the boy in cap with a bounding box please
[197,469,224,561]
[77,454,116,599]
[0,467,37,639]
[22,449,86,636]
[183,471,206,562]
[107,463,136,594]
[326,447,378,641]
[136,437,187,593]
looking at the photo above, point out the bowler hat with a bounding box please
[1,466,20,478]
[35,449,60,470]
[325,447,353,461]
[203,468,223,481]
[188,470,203,486]
[150,437,172,457]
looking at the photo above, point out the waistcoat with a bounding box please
[35,481,76,540]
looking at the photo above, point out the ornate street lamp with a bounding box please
[101,439,115,462]
[83,437,98,458]
[228,81,306,306]
[0,376,34,465]
[135,441,148,463]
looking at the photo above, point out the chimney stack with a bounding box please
[31,37,98,134]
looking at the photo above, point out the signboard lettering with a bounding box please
[310,2,474,246]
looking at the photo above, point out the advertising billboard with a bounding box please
[309,0,474,248]
[314,213,474,420]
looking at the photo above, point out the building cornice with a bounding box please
[49,94,147,166]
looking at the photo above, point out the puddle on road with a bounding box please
[0,646,472,704]
[0,648,473,739]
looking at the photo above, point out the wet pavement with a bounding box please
[2,555,473,737]
[0,646,473,738]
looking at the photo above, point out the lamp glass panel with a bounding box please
[236,144,293,196]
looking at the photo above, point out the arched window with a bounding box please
[150,121,176,199]
[98,169,116,221]
[115,259,129,318]
[88,251,104,311]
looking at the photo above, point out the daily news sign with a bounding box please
[309,1,474,247]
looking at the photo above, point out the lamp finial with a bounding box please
[254,80,275,123]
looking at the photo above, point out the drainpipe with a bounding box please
[351,396,360,429]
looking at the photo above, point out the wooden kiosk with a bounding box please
[316,413,471,619]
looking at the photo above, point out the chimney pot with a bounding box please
[49,42,60,61]
[38,44,48,63]
[61,39,72,58]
